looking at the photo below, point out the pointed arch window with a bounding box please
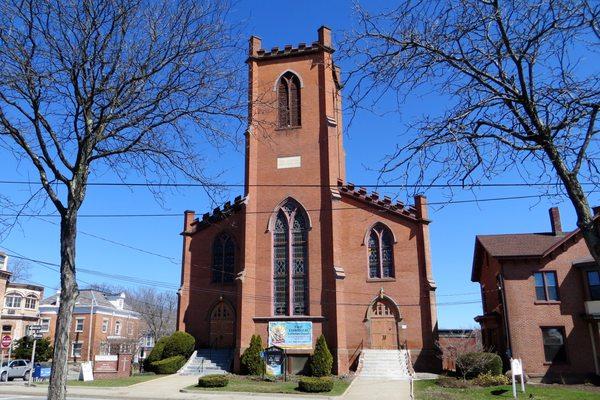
[273,200,308,315]
[368,224,395,279]
[277,72,301,128]
[212,233,235,283]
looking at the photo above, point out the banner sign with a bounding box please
[33,365,51,379]
[263,346,285,377]
[268,321,312,349]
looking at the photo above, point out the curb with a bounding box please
[179,388,339,399]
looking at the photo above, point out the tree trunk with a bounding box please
[47,212,79,400]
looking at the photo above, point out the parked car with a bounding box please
[0,359,32,381]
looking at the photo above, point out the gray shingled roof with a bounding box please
[476,232,564,258]
[41,289,134,311]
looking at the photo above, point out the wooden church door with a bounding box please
[209,301,235,348]
[369,300,399,350]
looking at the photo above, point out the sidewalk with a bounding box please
[343,377,411,400]
[0,373,343,400]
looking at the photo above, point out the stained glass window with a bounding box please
[212,234,235,283]
[273,200,308,316]
[368,224,395,279]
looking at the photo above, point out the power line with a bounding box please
[0,179,595,189]
[0,193,568,220]
[2,250,489,309]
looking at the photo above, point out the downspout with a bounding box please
[498,268,513,360]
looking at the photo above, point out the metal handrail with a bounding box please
[403,340,416,400]
[349,339,364,372]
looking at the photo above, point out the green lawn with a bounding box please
[185,375,351,396]
[38,373,161,387]
[415,379,600,400]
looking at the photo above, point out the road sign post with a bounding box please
[1,335,11,349]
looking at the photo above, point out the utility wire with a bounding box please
[0,179,595,189]
[0,193,566,219]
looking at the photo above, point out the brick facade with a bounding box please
[40,290,143,363]
[472,208,600,382]
[178,27,440,374]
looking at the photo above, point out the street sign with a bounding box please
[28,325,43,332]
[1,335,11,349]
[32,333,43,340]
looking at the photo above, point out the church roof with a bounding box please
[336,180,421,221]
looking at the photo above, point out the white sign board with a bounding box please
[79,361,94,382]
[510,358,525,398]
[277,156,301,169]
[95,355,118,362]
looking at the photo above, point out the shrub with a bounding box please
[240,335,265,375]
[473,372,510,387]
[436,377,470,388]
[298,377,334,393]
[12,336,53,362]
[456,352,502,379]
[308,335,333,377]
[198,374,229,388]
[162,331,195,359]
[143,336,168,372]
[151,355,186,374]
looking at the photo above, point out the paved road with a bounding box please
[0,396,107,400]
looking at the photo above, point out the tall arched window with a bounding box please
[277,72,301,128]
[212,233,235,283]
[273,200,308,315]
[368,224,395,279]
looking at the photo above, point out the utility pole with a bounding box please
[28,338,37,386]
[87,291,96,361]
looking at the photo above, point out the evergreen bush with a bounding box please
[308,335,333,377]
[297,377,334,392]
[150,355,186,374]
[143,336,168,372]
[162,331,195,359]
[240,335,265,375]
[197,374,229,387]
[456,352,502,379]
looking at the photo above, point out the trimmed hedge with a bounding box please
[308,335,333,377]
[151,355,186,374]
[162,331,195,359]
[297,377,334,393]
[240,335,265,375]
[143,337,168,372]
[457,352,503,379]
[197,374,229,388]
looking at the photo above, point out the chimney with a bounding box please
[549,207,562,235]
[249,35,262,57]
[318,26,332,48]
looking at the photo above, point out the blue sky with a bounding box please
[0,0,595,329]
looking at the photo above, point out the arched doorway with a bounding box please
[367,297,401,350]
[209,301,235,348]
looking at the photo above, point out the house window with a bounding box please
[534,272,559,301]
[273,199,308,316]
[41,318,50,332]
[277,72,301,128]
[99,342,110,355]
[114,321,121,336]
[101,319,109,333]
[542,327,567,363]
[24,296,37,310]
[587,271,600,301]
[212,233,235,283]
[75,318,84,332]
[71,342,83,358]
[2,325,11,333]
[4,293,22,308]
[368,224,395,279]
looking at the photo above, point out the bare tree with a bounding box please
[7,257,31,282]
[343,1,600,262]
[0,1,242,398]
[128,287,177,341]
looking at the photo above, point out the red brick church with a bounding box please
[177,27,440,374]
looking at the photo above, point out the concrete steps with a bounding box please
[178,349,232,376]
[358,349,411,380]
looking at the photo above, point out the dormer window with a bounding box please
[277,72,301,128]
